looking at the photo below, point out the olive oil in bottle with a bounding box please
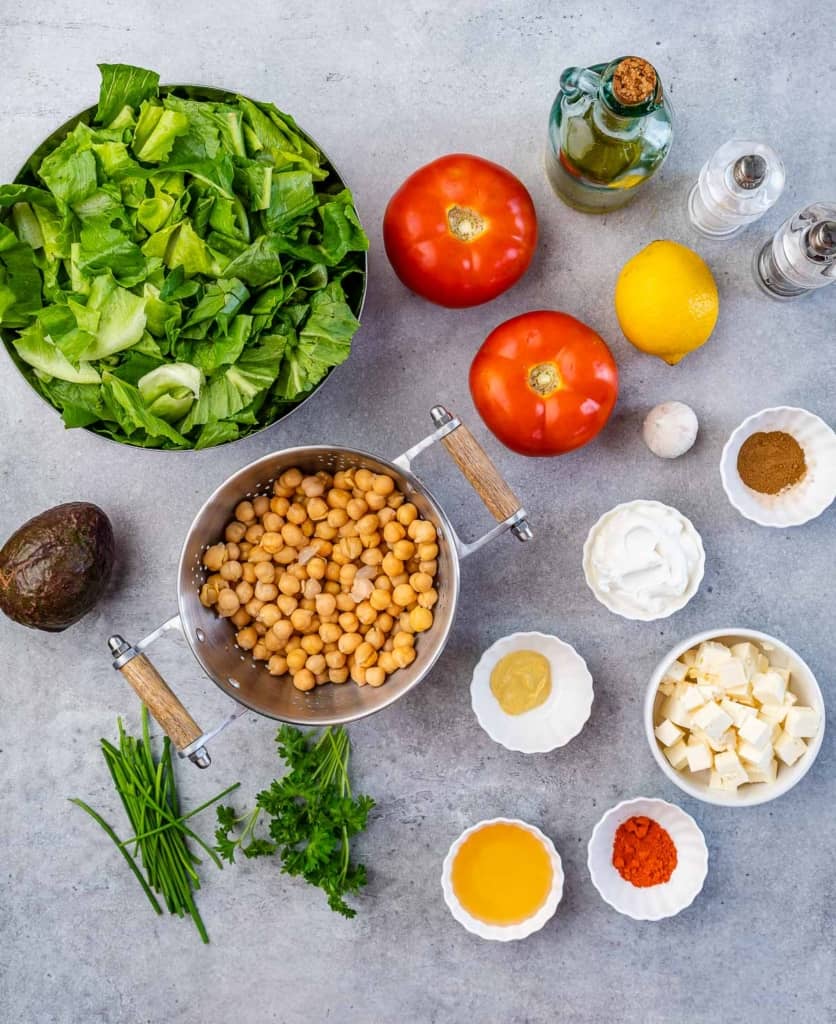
[546,56,673,213]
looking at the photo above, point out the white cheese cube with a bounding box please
[783,689,798,707]
[682,649,697,667]
[737,740,774,770]
[714,749,749,788]
[658,680,675,696]
[682,684,707,712]
[756,654,770,673]
[774,730,807,767]
[784,706,821,739]
[663,659,689,684]
[661,695,693,729]
[721,698,756,728]
[691,726,728,753]
[758,703,788,724]
[697,682,722,702]
[655,719,684,747]
[664,740,689,770]
[730,642,762,681]
[692,701,734,741]
[716,658,748,691]
[709,769,745,792]
[738,715,772,749]
[696,641,732,673]
[752,671,787,706]
[746,759,778,785]
[686,743,713,772]
[773,667,791,685]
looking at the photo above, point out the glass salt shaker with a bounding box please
[688,140,784,238]
[754,202,836,299]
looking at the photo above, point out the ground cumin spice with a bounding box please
[612,816,677,887]
[737,431,806,495]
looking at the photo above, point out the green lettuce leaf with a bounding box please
[96,63,160,124]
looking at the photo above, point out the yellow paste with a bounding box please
[489,650,552,715]
[451,822,553,925]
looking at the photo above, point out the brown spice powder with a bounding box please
[737,430,806,494]
[612,57,657,105]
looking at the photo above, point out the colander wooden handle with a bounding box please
[440,420,522,522]
[109,634,210,767]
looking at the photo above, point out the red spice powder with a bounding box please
[612,815,677,887]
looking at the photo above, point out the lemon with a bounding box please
[614,240,719,365]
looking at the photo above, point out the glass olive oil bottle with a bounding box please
[546,56,673,213]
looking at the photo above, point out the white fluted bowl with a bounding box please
[720,406,836,527]
[441,818,564,941]
[587,798,708,921]
[470,632,594,753]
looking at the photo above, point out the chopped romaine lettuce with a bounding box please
[0,63,367,449]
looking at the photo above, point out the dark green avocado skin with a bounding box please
[0,502,115,631]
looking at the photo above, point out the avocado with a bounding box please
[0,502,115,631]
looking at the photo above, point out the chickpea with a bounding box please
[365,491,387,511]
[358,547,381,568]
[338,536,363,561]
[339,563,357,585]
[268,655,288,676]
[315,593,336,618]
[377,612,394,633]
[303,556,324,580]
[253,495,270,517]
[419,559,438,577]
[277,572,300,597]
[393,645,416,669]
[245,522,265,544]
[272,619,294,643]
[382,521,405,544]
[360,531,381,550]
[381,553,403,578]
[391,539,415,561]
[225,521,246,543]
[278,524,303,548]
[290,608,314,633]
[286,648,308,673]
[319,622,342,645]
[200,583,219,607]
[387,491,405,509]
[261,531,283,554]
[262,511,282,532]
[338,611,360,633]
[257,602,281,627]
[397,502,418,526]
[356,601,377,626]
[298,475,322,497]
[370,588,390,611]
[409,607,433,632]
[418,588,438,609]
[248,545,272,564]
[252,641,269,662]
[273,484,293,499]
[329,667,349,684]
[226,543,241,561]
[241,562,257,582]
[325,649,346,670]
[323,580,341,595]
[335,592,355,612]
[346,497,368,521]
[203,543,227,571]
[285,635,302,652]
[338,632,363,655]
[378,651,398,674]
[301,634,324,655]
[231,608,252,629]
[378,507,397,526]
[289,564,309,583]
[217,590,240,617]
[356,513,379,536]
[293,669,316,692]
[280,468,303,490]
[234,500,255,523]
[264,630,283,653]
[245,598,265,618]
[254,581,278,603]
[327,489,350,511]
[270,495,290,516]
[274,546,297,566]
[305,653,327,675]
[363,665,385,687]
[370,474,393,496]
[365,627,386,650]
[389,583,414,608]
[286,502,307,525]
[252,562,274,585]
[354,642,377,668]
[277,594,298,617]
[236,625,258,650]
[389,572,409,589]
[307,497,329,521]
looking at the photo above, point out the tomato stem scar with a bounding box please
[528,362,561,396]
[447,205,486,241]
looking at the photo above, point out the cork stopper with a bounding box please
[612,57,657,105]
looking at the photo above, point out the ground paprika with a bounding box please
[612,815,677,887]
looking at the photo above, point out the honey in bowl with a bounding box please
[451,821,553,925]
[489,650,552,715]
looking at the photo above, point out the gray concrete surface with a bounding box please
[1,2,834,1022]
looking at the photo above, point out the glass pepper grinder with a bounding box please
[754,202,836,299]
[545,55,673,213]
[688,140,785,237]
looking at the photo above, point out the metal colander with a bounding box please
[109,407,531,766]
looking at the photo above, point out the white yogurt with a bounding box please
[583,500,705,620]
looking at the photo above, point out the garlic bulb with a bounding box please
[643,402,699,459]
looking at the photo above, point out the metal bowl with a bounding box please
[0,84,367,451]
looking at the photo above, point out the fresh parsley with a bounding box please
[215,724,375,918]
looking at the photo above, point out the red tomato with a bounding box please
[383,154,537,308]
[469,311,619,456]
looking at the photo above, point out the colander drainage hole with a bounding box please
[227,677,241,689]
[195,628,206,642]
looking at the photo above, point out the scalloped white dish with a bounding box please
[470,632,594,753]
[582,500,705,621]
[720,406,836,527]
[587,798,708,921]
[441,818,564,941]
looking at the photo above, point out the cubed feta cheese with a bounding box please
[784,706,821,739]
[752,670,787,706]
[738,715,772,749]
[721,698,756,728]
[737,740,774,770]
[664,740,689,770]
[758,703,788,724]
[682,684,707,712]
[774,730,807,767]
[661,695,692,729]
[714,749,749,788]
[773,667,791,685]
[663,659,689,684]
[746,759,778,785]
[681,649,697,667]
[658,680,675,696]
[783,689,798,706]
[686,743,713,772]
[692,701,734,741]
[756,654,770,673]
[716,658,748,691]
[730,642,762,681]
[691,726,729,753]
[696,641,732,673]
[655,718,684,747]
